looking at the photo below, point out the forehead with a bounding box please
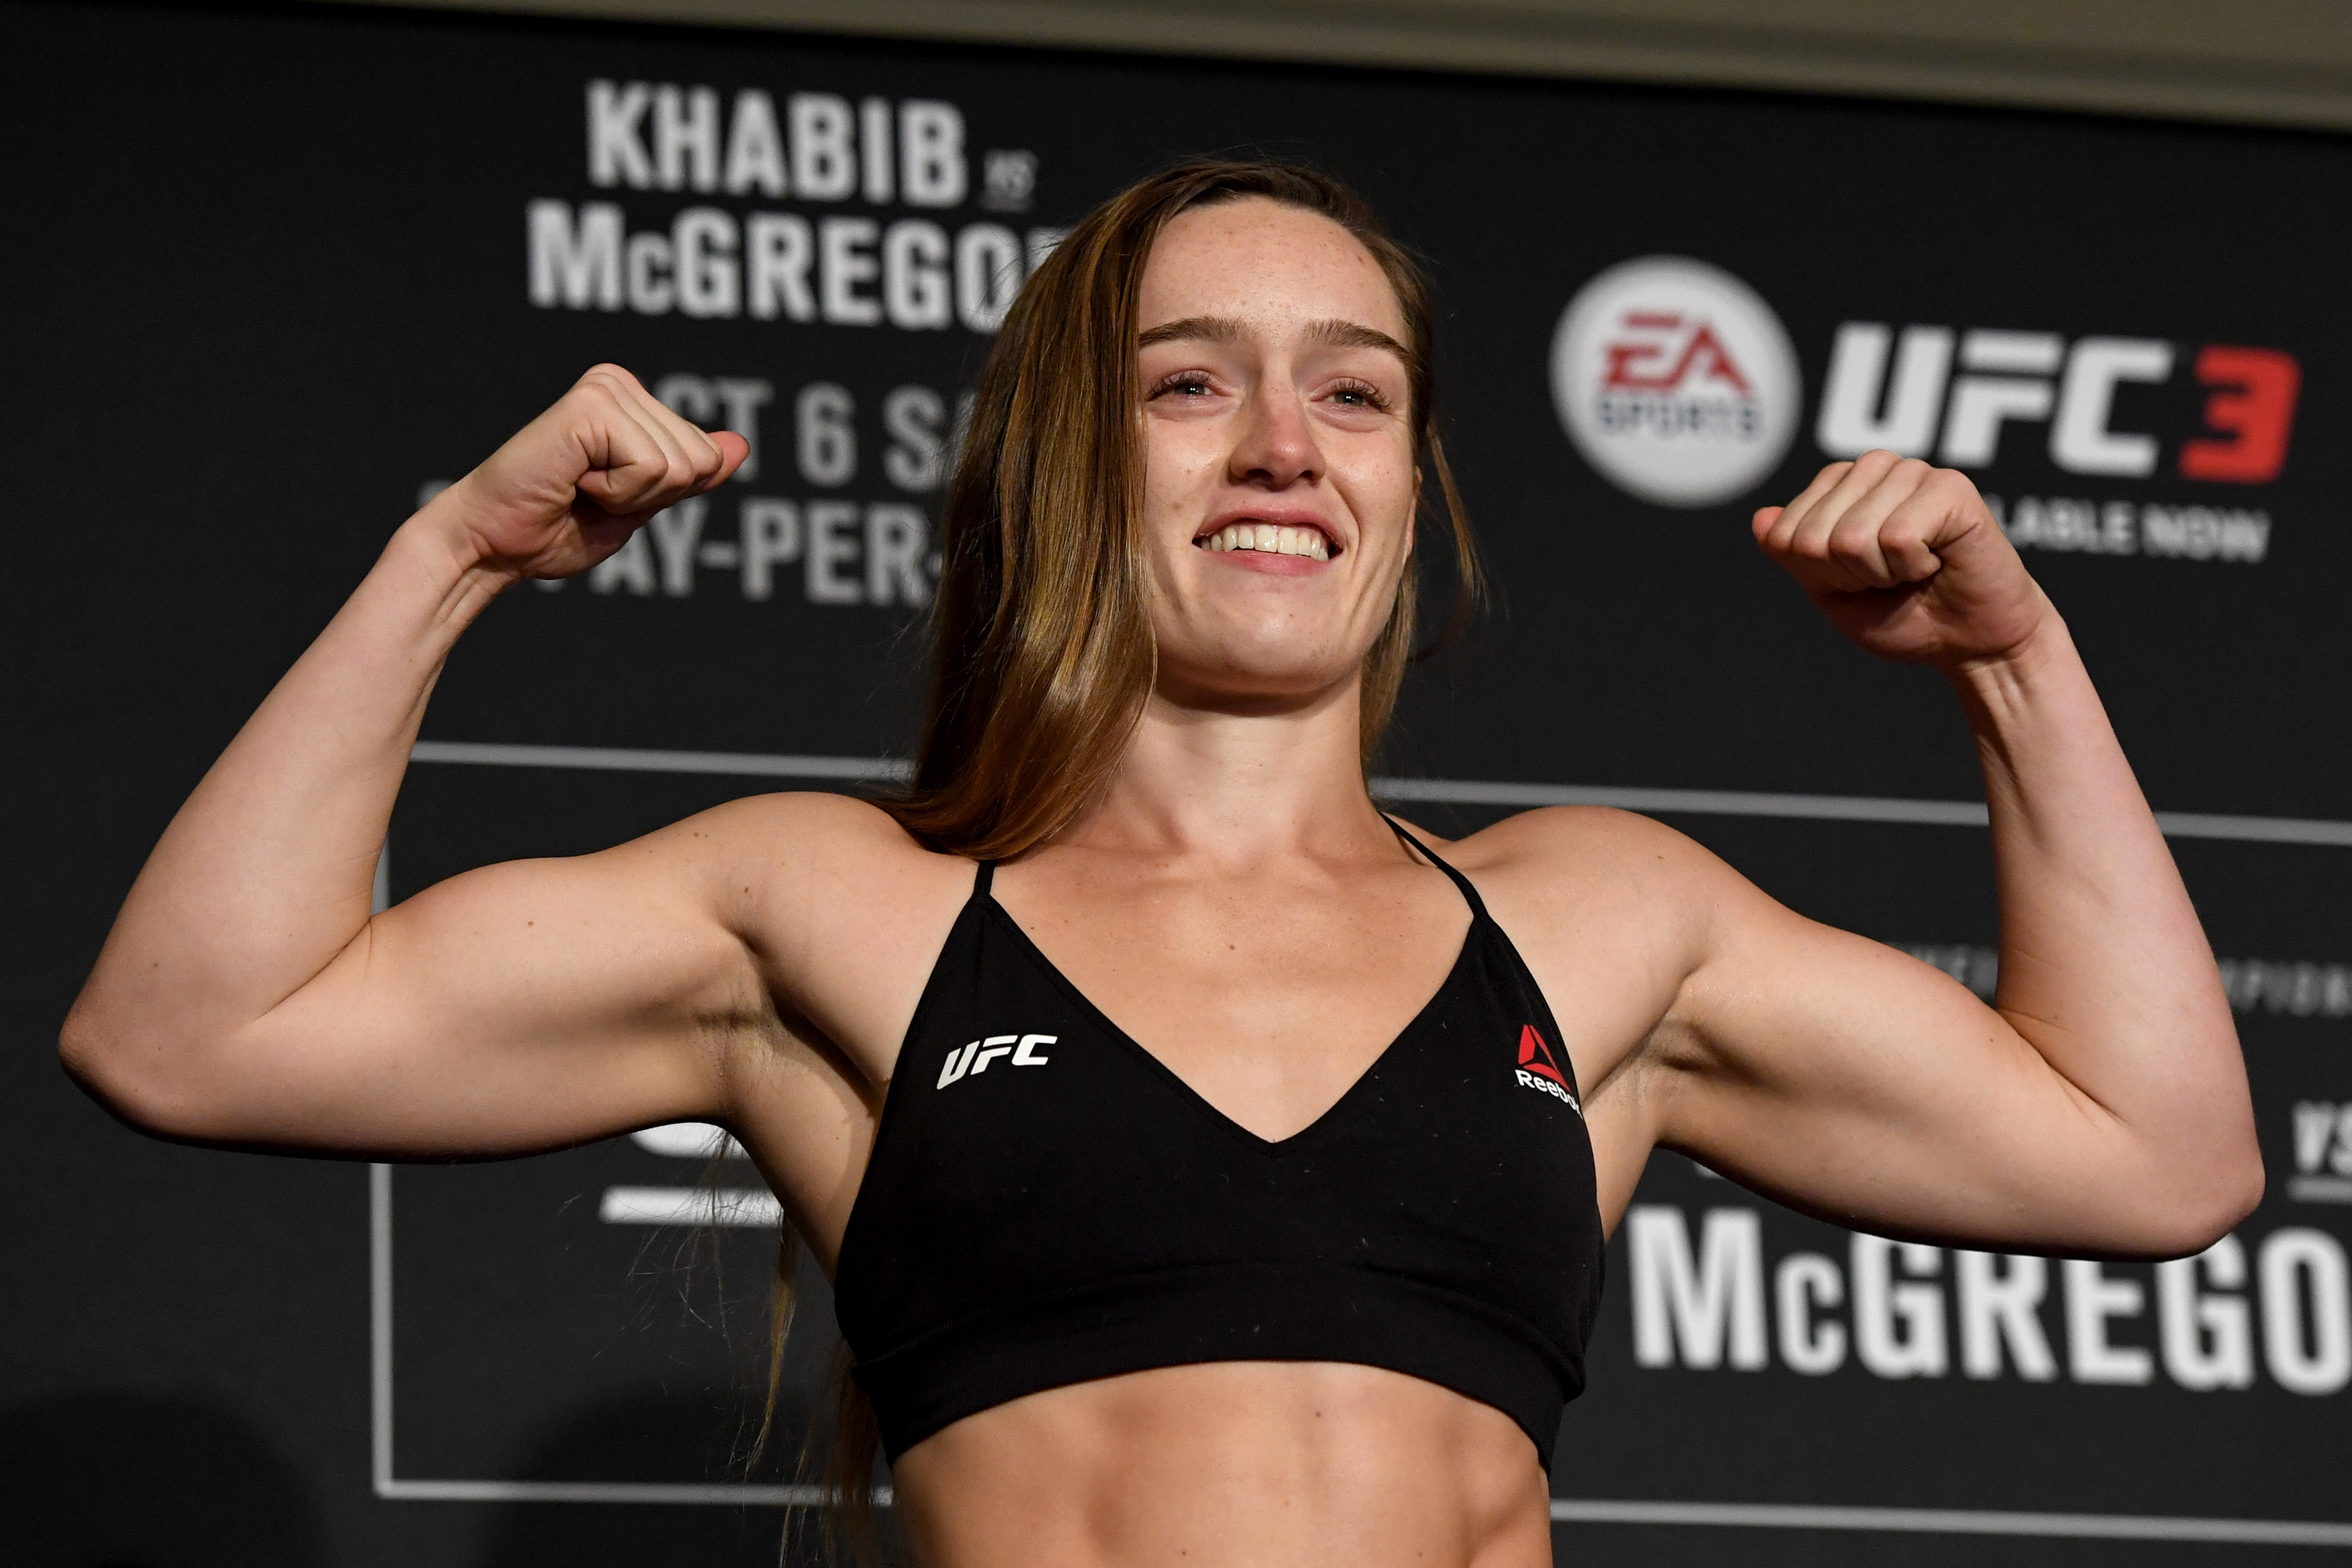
[1138,197,1408,344]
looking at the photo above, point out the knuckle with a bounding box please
[572,380,623,416]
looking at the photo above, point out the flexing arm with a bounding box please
[60,367,771,1155]
[1621,453,2259,1256]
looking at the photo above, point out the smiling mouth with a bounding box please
[1195,522,1335,561]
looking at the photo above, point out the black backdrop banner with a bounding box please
[9,2,2349,1563]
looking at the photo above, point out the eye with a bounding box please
[1149,371,1218,400]
[1325,378,1393,413]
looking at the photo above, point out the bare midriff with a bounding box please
[891,1361,1555,1568]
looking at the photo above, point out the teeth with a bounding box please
[1199,522,1331,560]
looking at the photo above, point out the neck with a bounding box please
[1060,675,1396,865]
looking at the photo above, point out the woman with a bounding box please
[64,160,2259,1567]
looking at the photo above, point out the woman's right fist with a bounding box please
[423,365,751,583]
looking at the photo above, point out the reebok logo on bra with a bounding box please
[937,1033,1055,1088]
[1513,1024,1581,1114]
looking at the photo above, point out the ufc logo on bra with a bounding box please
[937,1033,1055,1087]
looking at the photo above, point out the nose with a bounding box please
[1228,384,1323,491]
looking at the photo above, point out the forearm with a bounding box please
[1951,613,2251,1166]
[68,504,510,1055]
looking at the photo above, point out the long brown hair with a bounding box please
[881,156,1482,860]
[755,156,1483,1558]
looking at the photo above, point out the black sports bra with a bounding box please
[831,820,1606,1468]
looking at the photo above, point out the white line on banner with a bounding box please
[1546,1498,2352,1547]
[370,1162,394,1499]
[406,740,2352,846]
[2289,1175,2352,1204]
[599,1184,782,1227]
[378,1479,894,1506]
[1373,775,1988,826]
[408,740,912,781]
[2149,811,2352,847]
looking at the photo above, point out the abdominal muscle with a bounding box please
[890,1361,1555,1568]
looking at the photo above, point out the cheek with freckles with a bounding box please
[1341,456,1416,572]
[1145,416,1240,515]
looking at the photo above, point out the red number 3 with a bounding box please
[2179,346,2300,484]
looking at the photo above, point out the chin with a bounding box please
[1161,646,1358,708]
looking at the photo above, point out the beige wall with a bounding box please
[305,0,2352,131]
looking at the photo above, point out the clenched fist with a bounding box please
[1753,450,2052,668]
[422,364,750,584]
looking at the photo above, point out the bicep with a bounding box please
[192,820,764,1157]
[1646,875,2159,1255]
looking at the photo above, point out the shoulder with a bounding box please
[675,789,939,859]
[1412,804,1743,901]
[1403,806,1771,997]
[596,791,975,948]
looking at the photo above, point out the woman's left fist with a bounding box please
[1752,450,2052,667]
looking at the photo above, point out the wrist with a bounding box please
[401,475,529,576]
[1943,587,2067,688]
[382,492,521,631]
[1943,602,2085,738]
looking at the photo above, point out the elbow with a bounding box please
[59,999,230,1143]
[2192,1103,2271,1250]
[2143,1140,2266,1260]
[2205,1140,2268,1243]
[57,998,125,1108]
[2118,1050,2267,1258]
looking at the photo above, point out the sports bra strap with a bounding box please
[1382,815,1489,923]
[973,858,997,898]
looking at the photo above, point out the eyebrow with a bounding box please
[1137,314,1413,364]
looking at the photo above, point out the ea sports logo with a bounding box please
[1551,257,1800,508]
